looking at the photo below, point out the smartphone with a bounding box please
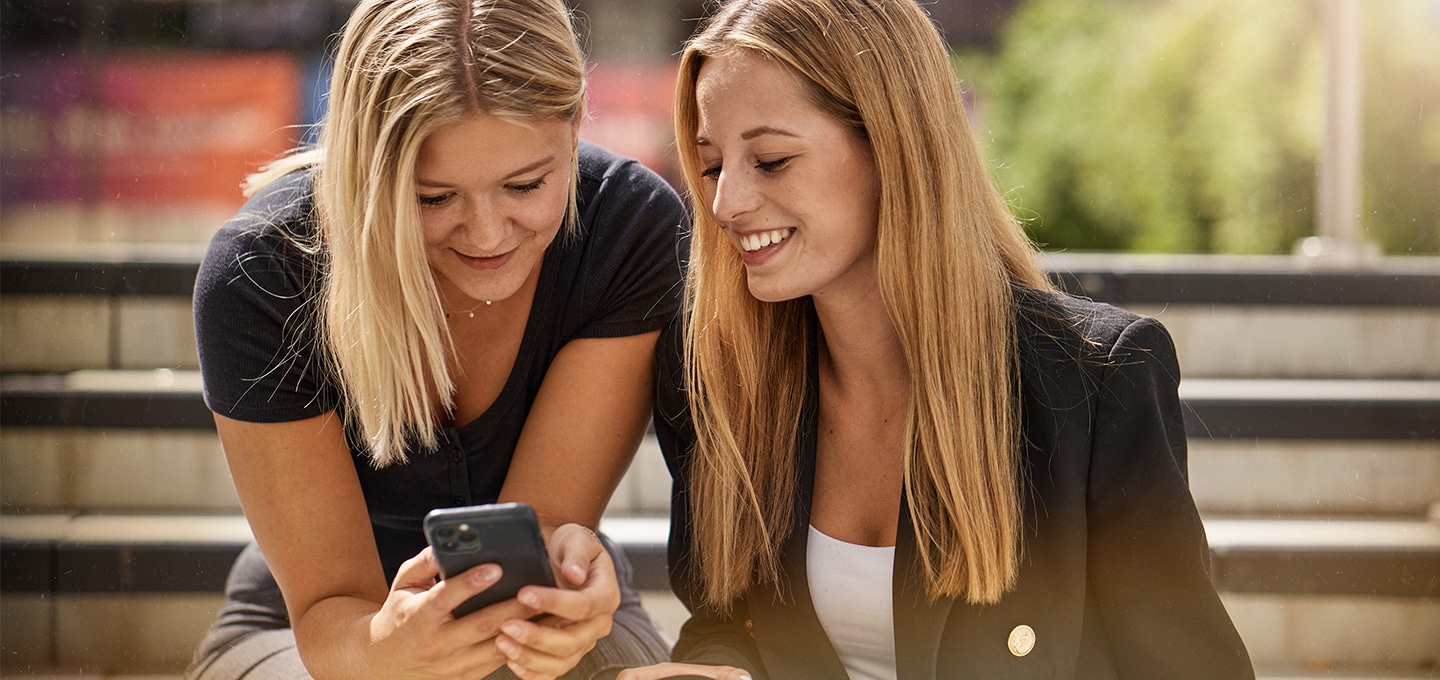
[422,502,556,618]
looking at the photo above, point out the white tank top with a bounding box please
[805,524,898,680]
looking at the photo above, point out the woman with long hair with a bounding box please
[632,0,1253,677]
[189,1,682,677]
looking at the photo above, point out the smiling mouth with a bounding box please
[456,247,516,270]
[739,228,795,252]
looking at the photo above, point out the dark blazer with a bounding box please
[652,289,1255,679]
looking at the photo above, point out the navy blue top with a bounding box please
[195,141,687,577]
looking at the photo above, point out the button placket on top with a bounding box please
[442,429,472,506]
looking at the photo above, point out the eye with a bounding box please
[699,164,722,180]
[756,157,791,173]
[507,177,547,195]
[418,193,453,208]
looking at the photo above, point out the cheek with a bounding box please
[418,209,450,247]
[517,188,570,236]
[834,166,879,246]
[700,186,719,219]
[814,194,878,264]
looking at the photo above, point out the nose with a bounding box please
[709,167,761,225]
[457,196,507,250]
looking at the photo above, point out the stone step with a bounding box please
[0,425,673,516]
[1189,439,1440,516]
[4,426,1437,517]
[4,372,1437,515]
[5,250,1437,378]
[8,371,1436,438]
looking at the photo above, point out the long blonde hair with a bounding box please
[675,0,1054,608]
[245,0,585,466]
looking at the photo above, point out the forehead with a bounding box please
[416,112,572,176]
[694,51,821,138]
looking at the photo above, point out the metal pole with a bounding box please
[1306,0,1372,262]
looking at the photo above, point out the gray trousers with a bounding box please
[186,539,670,680]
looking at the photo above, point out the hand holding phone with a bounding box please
[423,502,556,618]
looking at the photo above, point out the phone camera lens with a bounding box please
[436,527,456,539]
[458,530,478,543]
[442,540,458,550]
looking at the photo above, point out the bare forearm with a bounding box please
[291,595,387,680]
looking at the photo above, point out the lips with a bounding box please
[456,247,516,271]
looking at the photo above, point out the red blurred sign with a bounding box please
[581,62,680,184]
[2,52,301,207]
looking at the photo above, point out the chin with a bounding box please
[745,278,806,304]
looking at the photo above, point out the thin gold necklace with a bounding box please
[444,299,492,318]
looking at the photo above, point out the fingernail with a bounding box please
[519,590,539,607]
[476,564,501,583]
[501,622,523,638]
[509,661,528,676]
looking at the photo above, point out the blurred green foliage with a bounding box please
[958,0,1440,254]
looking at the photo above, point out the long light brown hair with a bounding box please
[246,0,585,466]
[674,0,1054,608]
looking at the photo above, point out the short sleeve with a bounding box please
[193,172,337,423]
[570,148,687,339]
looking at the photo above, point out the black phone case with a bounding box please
[422,502,556,618]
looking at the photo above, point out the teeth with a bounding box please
[740,229,794,253]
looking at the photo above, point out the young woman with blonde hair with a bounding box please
[631,0,1254,677]
[189,0,683,677]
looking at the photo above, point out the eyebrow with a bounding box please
[695,125,801,146]
[416,154,557,187]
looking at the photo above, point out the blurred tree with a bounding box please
[960,0,1440,254]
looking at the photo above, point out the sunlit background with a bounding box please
[961,0,1440,256]
[2,0,1437,253]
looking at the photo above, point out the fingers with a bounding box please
[390,525,615,679]
[548,524,606,587]
[388,630,512,678]
[426,562,545,647]
[427,562,505,615]
[381,549,509,641]
[392,547,517,623]
[496,613,610,660]
[369,550,531,679]
[483,525,617,680]
[515,577,617,626]
[492,535,617,680]
[493,614,610,679]
[390,546,442,592]
[524,528,619,622]
[616,662,754,680]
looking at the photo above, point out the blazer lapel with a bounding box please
[892,497,953,679]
